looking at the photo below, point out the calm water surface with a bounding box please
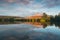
[0,24,60,40]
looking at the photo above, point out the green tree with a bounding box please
[9,18,14,22]
[43,13,47,17]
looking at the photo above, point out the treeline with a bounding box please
[0,13,60,28]
[0,18,14,22]
[0,13,60,23]
[50,14,60,27]
[50,15,60,22]
[40,13,60,23]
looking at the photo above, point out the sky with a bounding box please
[0,0,60,17]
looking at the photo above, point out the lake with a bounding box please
[0,24,60,40]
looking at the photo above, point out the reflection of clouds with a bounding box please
[24,22,43,28]
[0,24,35,31]
[0,24,60,40]
[0,29,60,40]
[27,31,60,40]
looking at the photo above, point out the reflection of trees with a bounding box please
[23,13,60,28]
[42,23,47,28]
[50,13,60,28]
[1,13,60,28]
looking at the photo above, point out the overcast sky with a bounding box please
[0,0,60,17]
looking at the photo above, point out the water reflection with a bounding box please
[0,24,60,40]
[0,21,60,28]
[0,17,60,40]
[24,22,60,28]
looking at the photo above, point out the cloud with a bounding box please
[0,0,34,5]
[0,0,60,8]
[0,0,60,16]
[41,0,60,7]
